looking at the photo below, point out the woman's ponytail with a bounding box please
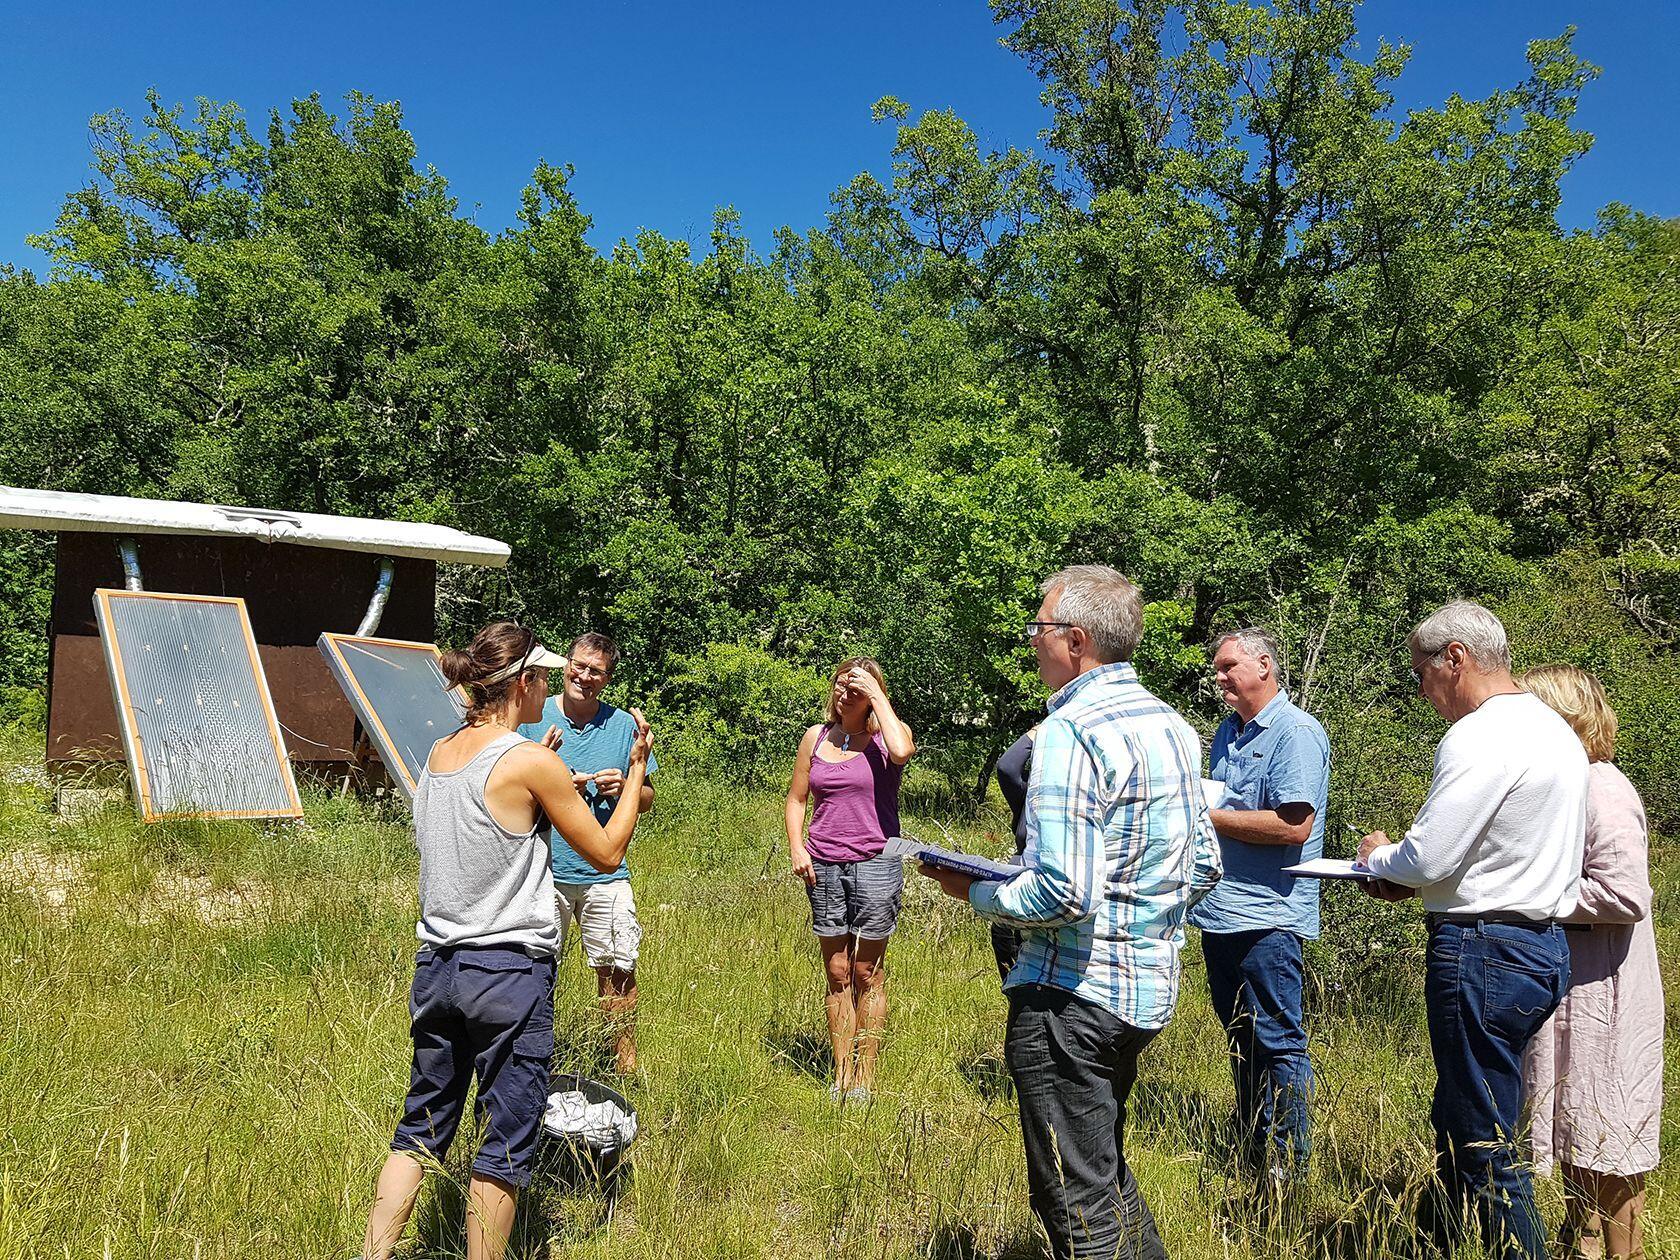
[443,622,537,721]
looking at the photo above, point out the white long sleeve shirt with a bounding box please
[1365,692,1586,917]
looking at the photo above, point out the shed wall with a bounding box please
[47,532,436,766]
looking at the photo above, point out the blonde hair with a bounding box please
[1517,663,1617,762]
[826,657,887,730]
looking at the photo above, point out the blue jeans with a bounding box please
[1201,929,1312,1176]
[1425,919,1569,1260]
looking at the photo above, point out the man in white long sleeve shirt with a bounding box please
[1357,601,1586,1260]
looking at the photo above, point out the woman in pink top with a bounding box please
[785,657,916,1100]
[1519,665,1663,1260]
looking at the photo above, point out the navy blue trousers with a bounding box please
[1425,919,1569,1260]
[391,944,556,1187]
[1201,928,1312,1176]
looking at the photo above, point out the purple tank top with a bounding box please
[806,727,903,863]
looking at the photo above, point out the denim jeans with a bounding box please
[1005,984,1167,1260]
[1201,928,1312,1177]
[1425,918,1570,1260]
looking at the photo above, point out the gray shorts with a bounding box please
[807,852,904,940]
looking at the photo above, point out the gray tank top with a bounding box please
[413,730,558,954]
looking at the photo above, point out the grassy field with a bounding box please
[1,726,1675,1259]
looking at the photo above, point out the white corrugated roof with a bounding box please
[0,486,510,567]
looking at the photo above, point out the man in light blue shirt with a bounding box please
[518,631,656,1075]
[1190,627,1330,1190]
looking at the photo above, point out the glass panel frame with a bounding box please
[93,589,304,822]
[317,632,466,804]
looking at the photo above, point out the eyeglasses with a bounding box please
[570,663,609,681]
[1024,621,1077,641]
[1409,648,1450,689]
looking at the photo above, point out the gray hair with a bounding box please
[1211,627,1287,686]
[1041,565,1144,664]
[1409,600,1511,672]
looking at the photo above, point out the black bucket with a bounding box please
[537,1072,636,1216]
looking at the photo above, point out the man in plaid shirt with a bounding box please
[924,564,1222,1260]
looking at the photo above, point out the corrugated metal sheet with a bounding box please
[318,633,466,804]
[95,590,304,820]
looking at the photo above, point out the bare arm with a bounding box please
[872,699,916,765]
[525,713,652,873]
[577,765,654,814]
[1211,803,1315,847]
[850,672,916,764]
[785,725,820,886]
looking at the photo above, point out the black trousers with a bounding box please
[1005,984,1167,1260]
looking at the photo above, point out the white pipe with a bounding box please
[356,557,395,636]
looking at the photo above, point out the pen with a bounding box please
[1345,822,1378,874]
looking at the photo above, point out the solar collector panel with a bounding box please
[317,633,466,804]
[94,590,304,821]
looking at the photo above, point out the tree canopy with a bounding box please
[2,0,1676,824]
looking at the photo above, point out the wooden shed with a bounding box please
[0,487,509,776]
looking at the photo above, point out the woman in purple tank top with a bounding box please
[784,657,916,1101]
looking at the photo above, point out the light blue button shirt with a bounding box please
[967,662,1222,1030]
[1189,690,1330,939]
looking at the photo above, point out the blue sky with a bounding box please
[2,1,1675,274]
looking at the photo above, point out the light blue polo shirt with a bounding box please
[518,698,656,886]
[1189,690,1330,939]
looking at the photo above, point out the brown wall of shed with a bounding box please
[47,533,436,766]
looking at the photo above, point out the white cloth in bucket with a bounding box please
[543,1090,637,1150]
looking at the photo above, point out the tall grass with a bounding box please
[0,732,1673,1258]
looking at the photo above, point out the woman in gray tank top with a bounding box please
[362,622,652,1260]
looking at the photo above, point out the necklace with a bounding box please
[839,725,864,753]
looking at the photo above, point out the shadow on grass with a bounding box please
[1130,1075,1226,1155]
[1192,1159,1435,1260]
[762,1021,834,1082]
[1307,1161,1436,1260]
[407,1171,559,1260]
[927,1220,1046,1260]
[552,1022,615,1082]
[956,1045,1014,1102]
[526,1139,634,1246]
[406,1137,633,1257]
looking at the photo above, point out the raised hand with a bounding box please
[847,668,887,706]
[629,707,654,762]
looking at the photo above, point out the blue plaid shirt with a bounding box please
[969,662,1222,1029]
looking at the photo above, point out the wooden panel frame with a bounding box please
[317,631,466,804]
[93,589,305,822]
